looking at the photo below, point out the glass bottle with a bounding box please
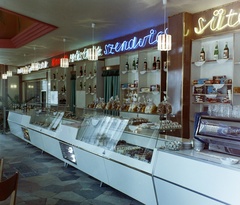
[80,66,83,76]
[88,84,92,93]
[152,56,156,70]
[223,42,229,59]
[125,60,129,71]
[79,81,82,90]
[144,58,147,70]
[132,58,136,70]
[213,41,219,60]
[63,85,66,93]
[136,58,139,70]
[83,65,86,76]
[156,57,160,70]
[200,47,205,61]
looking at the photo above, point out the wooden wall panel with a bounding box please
[168,13,193,138]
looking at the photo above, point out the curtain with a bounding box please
[102,70,119,103]
[102,69,119,116]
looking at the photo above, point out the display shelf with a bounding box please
[119,49,161,107]
[193,58,231,66]
[75,60,104,108]
[50,67,71,106]
[190,33,235,136]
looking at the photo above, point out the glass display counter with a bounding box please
[75,114,182,164]
[29,110,64,131]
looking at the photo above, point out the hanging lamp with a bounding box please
[21,54,30,74]
[7,70,12,77]
[158,0,172,51]
[60,38,69,68]
[87,23,98,61]
[31,47,40,71]
[2,73,7,79]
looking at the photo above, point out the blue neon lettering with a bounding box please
[104,28,166,55]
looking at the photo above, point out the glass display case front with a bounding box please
[75,114,168,163]
[29,109,64,131]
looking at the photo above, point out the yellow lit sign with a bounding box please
[194,8,240,35]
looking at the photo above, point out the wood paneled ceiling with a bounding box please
[0,8,57,48]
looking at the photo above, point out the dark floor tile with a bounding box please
[0,133,144,205]
[55,199,81,205]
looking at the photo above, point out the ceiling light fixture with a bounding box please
[60,38,69,68]
[31,47,40,71]
[87,23,98,61]
[2,73,7,79]
[158,0,172,51]
[7,70,12,77]
[21,54,30,74]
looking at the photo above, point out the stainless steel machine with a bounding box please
[195,115,240,156]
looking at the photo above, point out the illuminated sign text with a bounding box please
[194,8,240,35]
[104,28,167,55]
[69,47,102,63]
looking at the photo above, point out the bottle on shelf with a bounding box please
[132,58,136,70]
[93,66,97,75]
[53,83,56,91]
[53,73,56,79]
[83,81,86,89]
[88,84,92,93]
[223,42,229,59]
[80,80,82,90]
[125,59,129,71]
[136,58,139,70]
[80,66,83,76]
[213,41,219,60]
[83,66,86,76]
[144,58,147,70]
[94,85,96,93]
[200,47,205,61]
[152,56,156,70]
[156,57,160,70]
[63,84,66,93]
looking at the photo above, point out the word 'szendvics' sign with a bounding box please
[69,28,167,62]
[103,28,166,55]
[194,8,240,35]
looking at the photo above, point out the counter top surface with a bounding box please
[159,148,240,171]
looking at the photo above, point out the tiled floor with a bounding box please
[0,133,144,205]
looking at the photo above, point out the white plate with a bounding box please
[220,157,239,165]
[213,84,224,90]
[140,70,146,75]
[194,61,205,67]
[205,94,217,99]
[217,58,228,64]
[194,84,204,87]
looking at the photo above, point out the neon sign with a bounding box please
[52,55,68,67]
[69,46,102,63]
[194,8,240,35]
[104,28,167,55]
[38,61,49,69]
